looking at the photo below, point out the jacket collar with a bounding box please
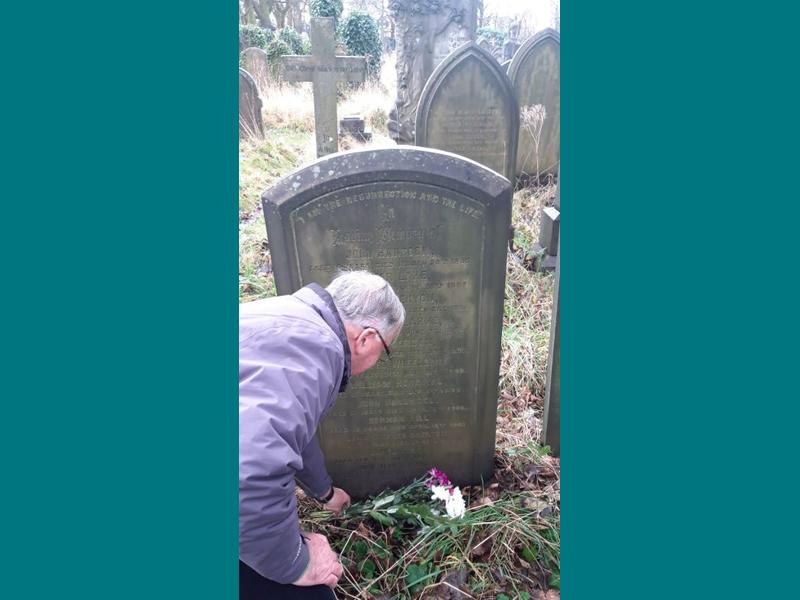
[292,283,351,392]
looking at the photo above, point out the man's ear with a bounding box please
[352,328,368,353]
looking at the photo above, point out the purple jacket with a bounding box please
[239,284,351,583]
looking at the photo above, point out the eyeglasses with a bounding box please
[362,325,391,361]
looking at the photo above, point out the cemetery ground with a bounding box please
[240,76,559,600]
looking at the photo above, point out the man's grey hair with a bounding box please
[326,270,405,339]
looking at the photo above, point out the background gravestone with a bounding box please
[387,0,478,144]
[263,147,512,498]
[508,28,560,178]
[503,38,520,61]
[239,68,264,139]
[241,47,270,87]
[416,42,519,181]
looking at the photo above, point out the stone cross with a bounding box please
[280,17,367,157]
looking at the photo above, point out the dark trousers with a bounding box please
[239,560,336,600]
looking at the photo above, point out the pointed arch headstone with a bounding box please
[508,28,560,178]
[416,42,519,181]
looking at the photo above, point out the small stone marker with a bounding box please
[262,147,512,498]
[241,47,270,86]
[503,39,520,61]
[416,42,519,181]
[534,164,559,271]
[534,206,559,271]
[239,68,264,139]
[339,116,372,142]
[280,17,367,157]
[508,28,560,177]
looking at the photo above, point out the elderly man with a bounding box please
[239,270,405,599]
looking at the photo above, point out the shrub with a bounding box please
[476,26,507,47]
[239,24,273,50]
[339,12,382,79]
[278,27,304,55]
[310,0,343,29]
[266,39,292,77]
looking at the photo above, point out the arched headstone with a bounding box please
[263,147,512,498]
[241,47,270,87]
[239,68,264,139]
[508,29,560,178]
[416,42,519,181]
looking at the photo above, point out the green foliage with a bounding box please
[405,563,431,595]
[265,39,291,76]
[476,26,508,47]
[278,27,304,54]
[239,24,273,50]
[310,0,343,28]
[339,12,382,79]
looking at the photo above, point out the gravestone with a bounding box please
[239,68,264,139]
[241,47,270,86]
[339,116,372,142]
[388,0,478,144]
[416,42,519,181]
[263,147,512,498]
[533,164,559,271]
[508,28,560,178]
[280,18,367,157]
[503,39,520,61]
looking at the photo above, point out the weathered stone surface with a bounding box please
[340,116,366,133]
[542,173,559,454]
[508,28,560,177]
[280,18,367,157]
[538,206,560,255]
[542,238,559,454]
[503,39,520,61]
[239,68,264,139]
[416,42,518,181]
[262,147,512,498]
[388,0,477,144]
[339,116,372,142]
[241,47,270,87]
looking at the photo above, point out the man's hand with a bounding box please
[292,532,343,589]
[323,487,351,514]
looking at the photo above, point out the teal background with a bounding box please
[2,2,237,598]
[566,2,800,597]
[3,1,799,598]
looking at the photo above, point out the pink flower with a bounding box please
[426,467,452,488]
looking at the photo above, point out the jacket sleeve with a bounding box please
[295,433,333,500]
[239,324,342,583]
